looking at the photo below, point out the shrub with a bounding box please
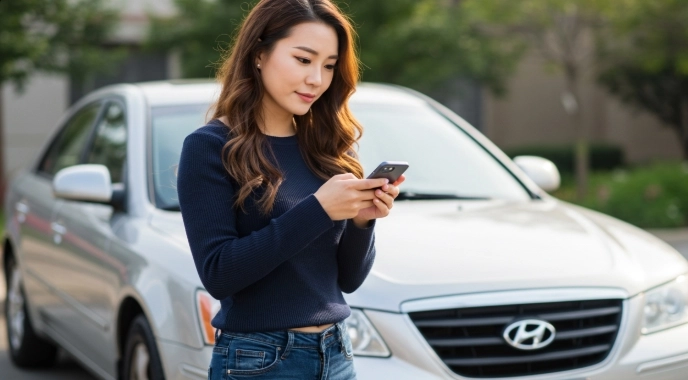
[553,161,688,228]
[505,143,625,174]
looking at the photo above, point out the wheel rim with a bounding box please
[7,264,25,351]
[129,342,150,380]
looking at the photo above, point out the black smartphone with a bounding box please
[366,161,409,184]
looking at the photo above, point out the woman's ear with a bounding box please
[255,51,265,70]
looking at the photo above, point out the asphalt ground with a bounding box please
[0,230,687,380]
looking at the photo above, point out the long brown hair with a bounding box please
[212,0,363,215]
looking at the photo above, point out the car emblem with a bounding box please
[503,319,556,350]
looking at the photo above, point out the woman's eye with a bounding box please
[325,65,336,70]
[296,57,311,64]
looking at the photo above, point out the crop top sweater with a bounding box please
[176,119,376,332]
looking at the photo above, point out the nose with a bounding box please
[306,67,322,87]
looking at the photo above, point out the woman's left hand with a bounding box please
[353,174,406,227]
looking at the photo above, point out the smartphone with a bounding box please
[366,161,409,184]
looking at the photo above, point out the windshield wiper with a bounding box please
[395,192,491,200]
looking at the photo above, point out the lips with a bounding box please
[296,92,316,103]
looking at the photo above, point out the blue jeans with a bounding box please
[209,321,357,380]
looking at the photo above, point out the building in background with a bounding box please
[482,51,684,164]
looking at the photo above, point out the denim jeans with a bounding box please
[208,321,356,380]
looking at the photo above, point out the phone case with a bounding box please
[366,161,409,183]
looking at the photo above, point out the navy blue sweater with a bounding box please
[177,119,376,332]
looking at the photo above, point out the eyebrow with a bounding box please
[293,46,338,59]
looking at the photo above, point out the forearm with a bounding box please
[336,219,376,293]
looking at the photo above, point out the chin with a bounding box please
[290,106,311,116]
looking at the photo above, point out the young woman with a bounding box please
[176,0,405,378]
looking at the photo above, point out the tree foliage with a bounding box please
[147,0,250,80]
[343,0,525,94]
[147,0,524,94]
[0,0,122,90]
[596,0,688,159]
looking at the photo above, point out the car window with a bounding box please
[149,100,531,211]
[150,104,208,209]
[39,102,101,177]
[86,102,127,183]
[350,103,531,200]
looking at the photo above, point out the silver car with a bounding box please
[4,80,688,380]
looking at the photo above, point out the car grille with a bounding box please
[408,299,623,378]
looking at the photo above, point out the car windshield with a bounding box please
[150,101,530,210]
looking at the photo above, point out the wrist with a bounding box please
[352,216,371,228]
[312,193,334,220]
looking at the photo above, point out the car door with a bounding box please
[19,101,103,331]
[50,99,128,373]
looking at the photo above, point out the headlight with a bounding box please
[642,275,688,334]
[344,309,391,357]
[196,290,221,345]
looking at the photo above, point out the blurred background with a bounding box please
[2,0,687,231]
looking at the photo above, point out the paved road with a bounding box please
[0,232,687,379]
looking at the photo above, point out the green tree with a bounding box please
[148,0,523,94]
[596,0,688,160]
[343,0,524,95]
[0,0,122,197]
[147,0,249,79]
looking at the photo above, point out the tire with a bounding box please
[122,315,166,380]
[4,255,59,368]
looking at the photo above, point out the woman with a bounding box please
[177,0,404,378]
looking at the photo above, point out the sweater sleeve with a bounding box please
[336,219,376,293]
[177,131,335,299]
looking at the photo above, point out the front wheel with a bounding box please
[5,255,58,368]
[122,315,165,380]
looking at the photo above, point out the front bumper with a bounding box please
[157,339,212,380]
[156,295,688,380]
[359,295,688,380]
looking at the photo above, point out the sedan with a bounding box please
[3,80,688,379]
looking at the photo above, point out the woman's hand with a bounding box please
[314,174,389,221]
[353,174,406,227]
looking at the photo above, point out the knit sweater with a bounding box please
[176,119,376,332]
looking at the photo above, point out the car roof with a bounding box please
[132,79,428,108]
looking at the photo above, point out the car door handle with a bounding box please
[15,201,29,223]
[51,222,67,235]
[51,222,66,244]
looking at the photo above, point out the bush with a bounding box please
[552,161,688,229]
[504,143,625,174]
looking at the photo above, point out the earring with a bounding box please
[257,64,261,69]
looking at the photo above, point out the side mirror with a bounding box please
[512,156,561,192]
[53,164,113,203]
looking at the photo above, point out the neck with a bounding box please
[260,95,296,137]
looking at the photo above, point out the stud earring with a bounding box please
[257,64,261,69]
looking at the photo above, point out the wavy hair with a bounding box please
[211,0,363,215]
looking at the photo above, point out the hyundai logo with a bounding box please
[503,319,556,350]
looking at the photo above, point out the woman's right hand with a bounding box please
[313,173,389,221]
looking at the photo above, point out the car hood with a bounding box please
[345,199,687,311]
[150,199,688,312]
